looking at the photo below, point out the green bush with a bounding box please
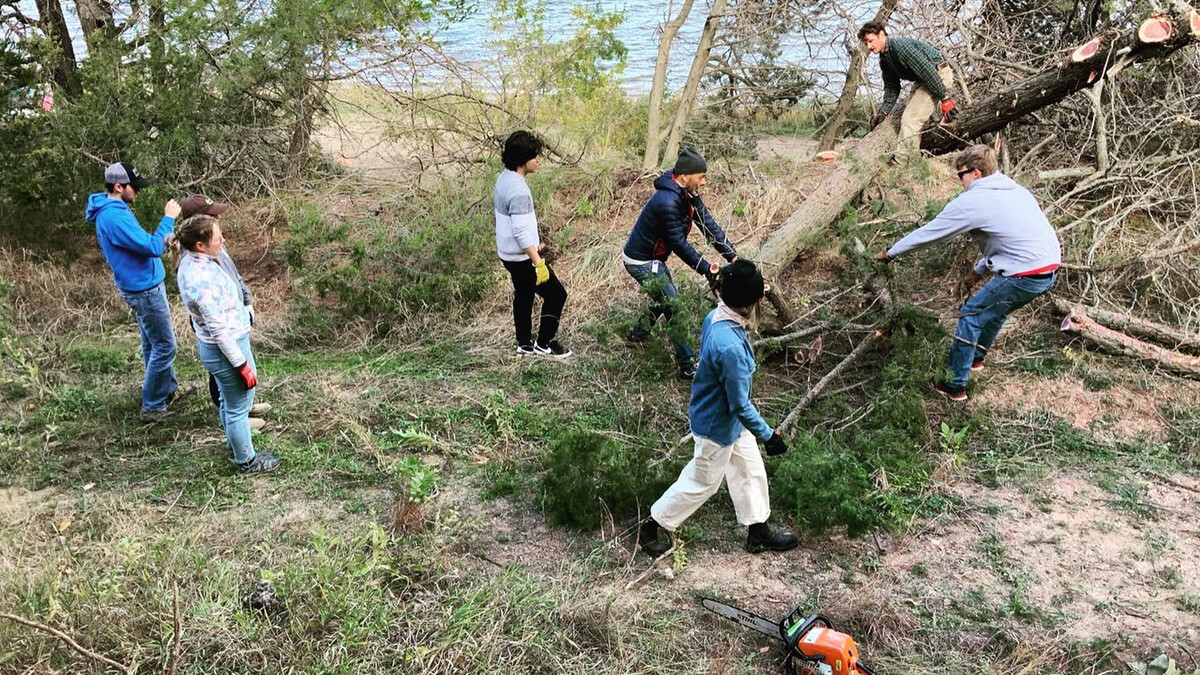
[281,177,498,331]
[539,429,676,530]
[770,305,945,536]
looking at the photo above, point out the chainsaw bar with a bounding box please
[701,598,782,641]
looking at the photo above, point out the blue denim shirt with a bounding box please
[688,309,773,445]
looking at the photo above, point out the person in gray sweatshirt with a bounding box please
[875,144,1062,401]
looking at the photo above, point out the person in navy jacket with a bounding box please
[622,148,738,379]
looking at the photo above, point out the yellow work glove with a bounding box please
[534,259,550,285]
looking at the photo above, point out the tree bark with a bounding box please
[816,0,900,153]
[661,0,729,165]
[643,0,696,170]
[1054,300,1200,354]
[34,0,81,98]
[74,0,115,51]
[1059,307,1200,377]
[920,7,1200,156]
[747,122,898,272]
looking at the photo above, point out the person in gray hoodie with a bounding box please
[875,145,1062,401]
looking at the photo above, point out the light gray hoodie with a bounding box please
[888,172,1062,276]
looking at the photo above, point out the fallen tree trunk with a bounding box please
[1059,307,1200,377]
[920,5,1200,156]
[748,123,898,272]
[1054,300,1200,353]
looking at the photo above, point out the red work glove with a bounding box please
[939,98,958,124]
[237,362,257,389]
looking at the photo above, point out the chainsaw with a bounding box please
[701,598,878,675]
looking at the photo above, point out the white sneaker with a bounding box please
[533,340,573,359]
[250,402,272,416]
[248,417,267,431]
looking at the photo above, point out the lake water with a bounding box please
[431,1,869,94]
[25,0,872,96]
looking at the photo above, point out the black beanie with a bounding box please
[719,260,765,308]
[673,147,708,175]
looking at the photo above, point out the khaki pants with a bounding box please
[650,430,771,530]
[898,65,954,154]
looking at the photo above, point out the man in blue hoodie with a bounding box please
[85,162,183,422]
[637,260,798,557]
[875,145,1062,401]
[623,148,739,380]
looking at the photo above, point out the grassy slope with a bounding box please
[2,152,1200,674]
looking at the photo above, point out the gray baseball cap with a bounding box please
[104,162,150,189]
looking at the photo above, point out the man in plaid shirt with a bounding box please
[859,21,957,154]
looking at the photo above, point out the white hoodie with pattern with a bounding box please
[178,250,251,367]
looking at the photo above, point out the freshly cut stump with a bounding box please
[1070,37,1101,62]
[1137,16,1173,43]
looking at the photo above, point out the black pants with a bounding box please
[502,258,567,347]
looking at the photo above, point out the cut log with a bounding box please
[1059,307,1200,378]
[919,7,1199,156]
[1138,16,1174,43]
[1071,37,1102,62]
[748,123,898,272]
[1054,300,1200,354]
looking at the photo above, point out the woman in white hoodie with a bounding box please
[176,214,282,474]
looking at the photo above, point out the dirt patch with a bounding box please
[976,370,1169,441]
[756,136,819,163]
[0,487,57,521]
[469,465,1200,658]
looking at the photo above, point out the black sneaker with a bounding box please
[139,409,174,424]
[534,340,573,359]
[515,344,536,356]
[638,518,672,558]
[678,363,696,380]
[237,453,282,474]
[745,522,798,553]
[930,378,968,402]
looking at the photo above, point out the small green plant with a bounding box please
[395,457,439,503]
[939,422,970,453]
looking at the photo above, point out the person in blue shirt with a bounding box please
[85,162,182,422]
[638,260,798,556]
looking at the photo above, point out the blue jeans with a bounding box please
[118,282,178,412]
[196,336,257,464]
[624,261,696,367]
[949,273,1056,387]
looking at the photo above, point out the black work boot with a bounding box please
[638,518,672,557]
[745,521,798,553]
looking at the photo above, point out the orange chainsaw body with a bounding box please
[796,626,864,675]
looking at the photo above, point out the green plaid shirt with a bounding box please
[879,36,947,113]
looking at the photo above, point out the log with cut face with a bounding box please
[1070,37,1101,62]
[1137,16,1174,43]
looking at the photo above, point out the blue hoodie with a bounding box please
[688,308,773,446]
[85,193,176,293]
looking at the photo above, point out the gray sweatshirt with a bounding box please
[493,169,539,262]
[888,173,1062,276]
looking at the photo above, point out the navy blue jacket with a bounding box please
[623,171,737,274]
